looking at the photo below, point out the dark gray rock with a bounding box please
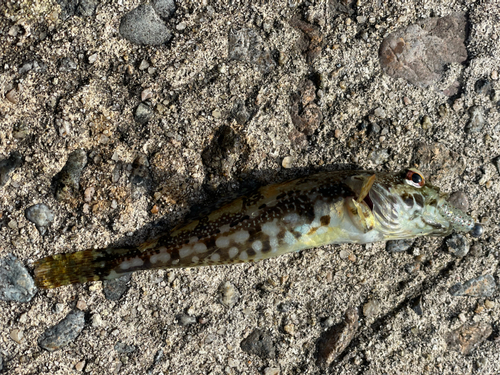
[0,152,22,187]
[57,0,98,20]
[240,329,276,359]
[228,28,275,73]
[449,275,496,297]
[465,106,485,133]
[114,341,137,354]
[38,310,85,351]
[446,234,469,257]
[59,57,77,72]
[462,275,496,297]
[474,79,492,96]
[317,308,359,366]
[232,100,251,125]
[0,254,36,303]
[176,314,196,326]
[25,204,55,235]
[103,273,131,301]
[130,155,152,199]
[53,149,87,202]
[134,103,154,124]
[380,13,467,94]
[152,0,175,19]
[386,239,413,253]
[119,4,172,46]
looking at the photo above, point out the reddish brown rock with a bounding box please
[380,13,467,95]
[446,322,492,355]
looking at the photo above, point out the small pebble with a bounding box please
[317,308,358,366]
[438,104,448,117]
[91,313,103,327]
[0,152,22,187]
[386,239,413,253]
[6,89,18,104]
[176,22,187,31]
[88,53,98,64]
[0,254,36,303]
[211,109,221,119]
[264,367,280,375]
[403,96,411,105]
[449,275,496,297]
[465,106,485,133]
[446,322,492,355]
[10,329,24,344]
[75,361,85,372]
[141,88,153,101]
[219,281,239,308]
[484,300,495,309]
[25,204,55,235]
[421,115,432,129]
[474,79,492,96]
[231,100,250,124]
[139,60,150,70]
[446,234,469,257]
[240,329,276,359]
[177,314,196,326]
[103,274,131,301]
[282,156,294,169]
[135,103,154,124]
[114,341,137,354]
[491,70,498,80]
[59,57,77,72]
[38,310,85,351]
[283,323,295,335]
[363,299,379,318]
[76,299,87,311]
[53,149,88,202]
[119,4,172,46]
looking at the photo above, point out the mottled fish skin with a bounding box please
[34,170,481,289]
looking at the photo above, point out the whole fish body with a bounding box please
[34,169,482,289]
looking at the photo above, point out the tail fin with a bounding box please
[34,248,133,289]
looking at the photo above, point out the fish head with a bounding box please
[359,169,483,240]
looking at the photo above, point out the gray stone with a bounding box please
[232,100,251,125]
[240,329,276,359]
[25,204,55,235]
[380,13,467,93]
[103,274,131,301]
[38,310,85,351]
[446,234,469,257]
[0,254,37,303]
[177,314,196,325]
[53,149,88,202]
[151,0,175,19]
[134,103,154,124]
[114,341,137,354]
[119,4,172,46]
[474,79,492,96]
[465,106,485,133]
[57,0,98,20]
[0,152,22,187]
[219,281,239,308]
[59,57,77,72]
[386,239,413,253]
[446,322,492,355]
[449,275,496,297]
[448,191,469,212]
[228,28,275,73]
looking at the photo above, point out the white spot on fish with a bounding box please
[232,230,250,244]
[239,251,248,261]
[295,224,311,234]
[252,240,263,252]
[150,252,171,264]
[284,231,297,245]
[192,256,199,263]
[216,237,230,248]
[193,242,208,253]
[270,237,278,251]
[262,220,280,237]
[220,224,231,233]
[179,246,193,258]
[283,213,300,224]
[229,247,239,258]
[210,253,221,262]
[189,237,199,244]
[120,257,144,270]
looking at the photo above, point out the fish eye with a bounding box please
[405,168,425,188]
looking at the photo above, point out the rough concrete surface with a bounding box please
[1,0,500,374]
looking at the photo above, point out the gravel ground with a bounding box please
[1,0,500,374]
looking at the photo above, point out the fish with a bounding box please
[33,169,483,289]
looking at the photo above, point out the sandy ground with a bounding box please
[0,0,500,374]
